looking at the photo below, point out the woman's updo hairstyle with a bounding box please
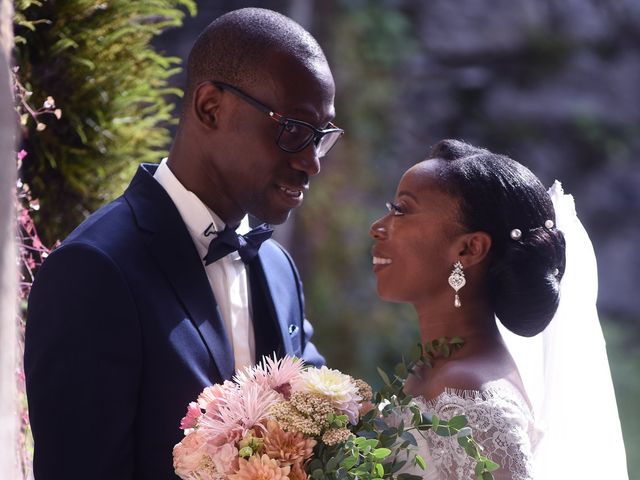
[430,139,566,337]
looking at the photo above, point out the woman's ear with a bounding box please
[456,231,492,267]
[193,82,223,129]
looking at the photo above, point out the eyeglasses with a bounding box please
[211,81,344,158]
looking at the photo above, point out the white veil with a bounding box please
[498,181,628,479]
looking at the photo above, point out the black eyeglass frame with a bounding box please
[210,81,344,157]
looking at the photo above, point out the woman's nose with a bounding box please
[370,218,388,239]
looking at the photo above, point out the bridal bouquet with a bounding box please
[173,355,374,479]
[174,344,497,480]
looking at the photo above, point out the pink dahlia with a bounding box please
[199,382,281,442]
[198,381,238,411]
[235,354,303,398]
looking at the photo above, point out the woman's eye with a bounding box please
[385,201,405,216]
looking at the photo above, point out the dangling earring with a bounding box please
[448,261,466,308]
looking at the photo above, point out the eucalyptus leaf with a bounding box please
[398,474,424,480]
[373,447,392,459]
[400,431,418,447]
[340,455,357,470]
[448,415,468,430]
[395,362,408,379]
[387,459,406,473]
[410,343,423,363]
[377,367,391,386]
[326,455,339,472]
[484,459,500,472]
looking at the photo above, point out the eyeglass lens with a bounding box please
[277,122,342,157]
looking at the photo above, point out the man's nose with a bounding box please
[289,144,321,177]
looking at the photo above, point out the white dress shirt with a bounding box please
[154,158,255,370]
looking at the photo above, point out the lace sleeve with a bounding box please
[408,384,538,480]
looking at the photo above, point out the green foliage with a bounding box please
[14,0,196,243]
[308,339,496,480]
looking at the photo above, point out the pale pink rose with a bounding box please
[209,442,239,476]
[173,430,211,479]
[180,402,202,430]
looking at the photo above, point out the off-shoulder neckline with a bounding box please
[414,379,534,416]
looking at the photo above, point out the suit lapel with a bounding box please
[254,241,298,357]
[124,164,234,380]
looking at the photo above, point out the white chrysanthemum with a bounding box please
[292,366,362,424]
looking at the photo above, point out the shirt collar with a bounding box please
[153,158,250,251]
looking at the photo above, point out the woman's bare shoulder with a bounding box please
[416,351,524,402]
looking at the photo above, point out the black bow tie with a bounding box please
[203,223,273,265]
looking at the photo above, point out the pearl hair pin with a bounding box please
[510,220,554,241]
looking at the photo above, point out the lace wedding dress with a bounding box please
[400,380,538,480]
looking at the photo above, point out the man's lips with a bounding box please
[278,184,305,198]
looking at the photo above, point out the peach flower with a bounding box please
[263,420,316,466]
[229,454,291,480]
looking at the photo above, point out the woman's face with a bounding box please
[370,160,466,305]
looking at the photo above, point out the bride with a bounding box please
[369,139,628,479]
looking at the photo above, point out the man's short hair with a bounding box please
[185,8,327,100]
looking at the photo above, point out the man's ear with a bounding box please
[192,82,223,129]
[455,231,492,267]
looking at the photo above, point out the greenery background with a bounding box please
[16,0,640,476]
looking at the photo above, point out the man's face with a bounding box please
[208,53,337,225]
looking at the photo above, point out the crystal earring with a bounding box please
[448,261,466,308]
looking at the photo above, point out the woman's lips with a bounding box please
[372,256,392,265]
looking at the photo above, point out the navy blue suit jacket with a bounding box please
[24,164,324,479]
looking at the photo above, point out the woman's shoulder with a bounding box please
[412,345,528,404]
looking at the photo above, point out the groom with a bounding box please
[24,8,341,480]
